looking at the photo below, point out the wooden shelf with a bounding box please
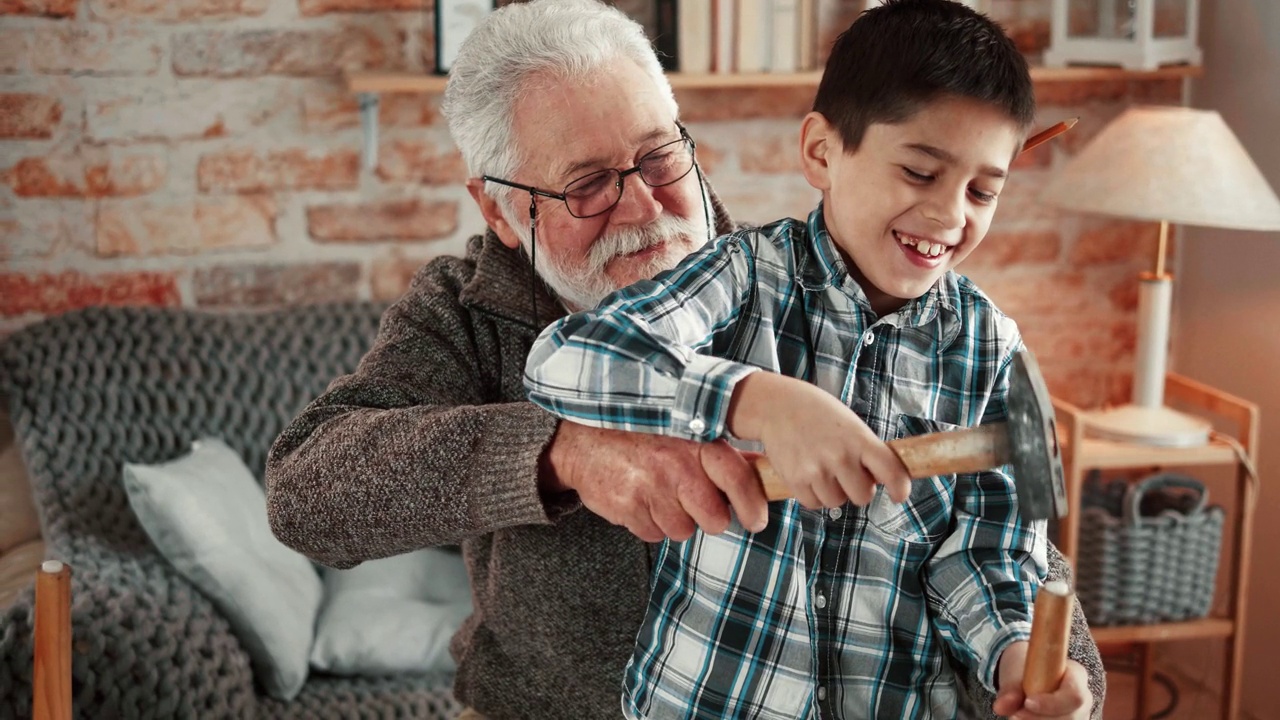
[1064,435,1238,470]
[345,64,1203,95]
[1091,618,1234,645]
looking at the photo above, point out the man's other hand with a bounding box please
[544,422,769,542]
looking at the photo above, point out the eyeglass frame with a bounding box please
[480,123,698,220]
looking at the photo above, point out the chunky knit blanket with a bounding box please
[0,305,459,719]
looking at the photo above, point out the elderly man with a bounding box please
[265,1,1103,718]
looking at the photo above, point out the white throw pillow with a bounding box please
[310,547,472,676]
[122,438,322,700]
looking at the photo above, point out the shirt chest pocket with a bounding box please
[863,414,960,546]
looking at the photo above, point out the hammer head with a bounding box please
[1006,350,1068,521]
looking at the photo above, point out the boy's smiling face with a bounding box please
[800,94,1024,316]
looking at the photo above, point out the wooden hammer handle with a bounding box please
[751,423,1010,501]
[1024,580,1074,696]
[33,560,72,720]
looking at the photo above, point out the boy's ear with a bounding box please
[799,112,837,192]
[466,179,523,250]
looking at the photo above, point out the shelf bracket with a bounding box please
[358,92,380,170]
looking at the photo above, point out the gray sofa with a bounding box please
[0,304,459,719]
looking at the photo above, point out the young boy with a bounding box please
[525,1,1087,718]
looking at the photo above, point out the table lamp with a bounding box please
[1041,105,1280,447]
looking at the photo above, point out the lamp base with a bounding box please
[1081,404,1212,448]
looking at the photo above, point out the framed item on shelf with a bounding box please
[435,0,496,75]
[1044,0,1202,70]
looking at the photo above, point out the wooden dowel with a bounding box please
[33,560,72,720]
[1024,579,1074,696]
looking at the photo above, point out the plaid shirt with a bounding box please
[524,206,1048,719]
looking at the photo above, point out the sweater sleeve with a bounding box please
[265,258,569,569]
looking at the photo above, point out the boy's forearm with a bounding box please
[727,371,796,441]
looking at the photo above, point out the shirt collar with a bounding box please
[799,202,962,340]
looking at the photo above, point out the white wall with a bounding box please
[1170,0,1280,717]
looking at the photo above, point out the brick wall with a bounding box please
[0,0,1185,408]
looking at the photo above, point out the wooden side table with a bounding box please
[1052,374,1259,720]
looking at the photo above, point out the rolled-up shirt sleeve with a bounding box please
[523,232,761,442]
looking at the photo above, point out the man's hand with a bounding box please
[543,422,769,542]
[994,641,1092,720]
[728,371,911,509]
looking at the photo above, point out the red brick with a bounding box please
[88,0,268,21]
[1040,364,1117,410]
[0,200,94,261]
[299,0,424,14]
[0,26,161,75]
[1070,220,1160,266]
[3,152,165,198]
[301,89,441,132]
[987,169,1056,225]
[0,94,62,139]
[0,271,180,317]
[0,0,75,16]
[192,262,362,307]
[198,148,359,193]
[684,138,724,177]
[676,87,814,122]
[419,26,436,74]
[1034,80,1130,107]
[960,230,1061,268]
[1020,317,1137,364]
[308,198,458,242]
[370,249,431,302]
[0,30,23,72]
[87,82,291,142]
[1108,274,1141,312]
[964,269,1105,317]
[739,132,802,174]
[718,182,820,227]
[172,27,404,77]
[375,141,466,185]
[97,195,277,256]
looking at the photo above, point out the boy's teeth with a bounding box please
[897,232,947,257]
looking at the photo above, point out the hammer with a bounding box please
[750,349,1073,693]
[751,350,1067,520]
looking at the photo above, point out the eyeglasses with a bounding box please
[482,126,697,219]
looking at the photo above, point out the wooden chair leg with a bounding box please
[1135,643,1154,720]
[33,560,71,720]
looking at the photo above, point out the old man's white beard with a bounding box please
[522,212,710,311]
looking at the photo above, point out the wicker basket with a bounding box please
[1075,472,1224,626]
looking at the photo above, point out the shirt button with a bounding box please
[689,417,706,434]
[817,686,828,701]
[829,507,843,520]
[863,332,874,346]
[814,592,827,610]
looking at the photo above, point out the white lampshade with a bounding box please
[1042,106,1280,232]
[1041,106,1280,447]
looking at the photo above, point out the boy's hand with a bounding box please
[544,422,770,541]
[728,372,911,509]
[994,641,1092,720]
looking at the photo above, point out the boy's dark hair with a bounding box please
[814,0,1035,150]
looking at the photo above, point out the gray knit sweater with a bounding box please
[265,204,1104,719]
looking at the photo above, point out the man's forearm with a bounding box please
[266,392,563,568]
